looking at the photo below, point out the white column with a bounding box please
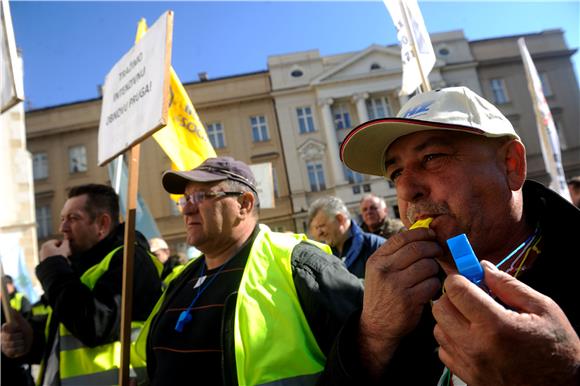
[352,92,369,123]
[318,97,346,186]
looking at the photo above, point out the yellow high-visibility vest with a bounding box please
[134,225,330,385]
[38,246,161,385]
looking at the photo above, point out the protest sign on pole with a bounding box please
[383,0,435,95]
[98,11,173,386]
[518,38,571,201]
[98,11,173,166]
[1,0,24,113]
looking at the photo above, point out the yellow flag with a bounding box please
[135,19,216,197]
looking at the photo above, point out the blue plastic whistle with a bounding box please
[446,233,484,286]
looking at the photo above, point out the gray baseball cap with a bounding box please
[162,156,257,194]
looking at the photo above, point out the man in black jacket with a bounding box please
[326,86,580,385]
[133,157,363,385]
[1,184,162,385]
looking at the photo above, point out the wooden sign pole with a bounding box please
[0,262,14,324]
[118,144,140,386]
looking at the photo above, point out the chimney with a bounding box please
[198,72,208,82]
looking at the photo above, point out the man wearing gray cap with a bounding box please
[133,156,363,385]
[320,87,580,385]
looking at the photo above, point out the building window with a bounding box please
[33,152,48,180]
[250,115,270,142]
[344,166,364,184]
[68,145,87,174]
[539,72,553,97]
[291,69,304,78]
[370,63,381,71]
[272,167,279,198]
[366,97,392,120]
[332,104,351,131]
[207,122,226,149]
[437,45,451,57]
[296,107,316,134]
[306,162,326,192]
[490,78,510,104]
[36,205,52,239]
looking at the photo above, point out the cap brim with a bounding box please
[162,170,228,194]
[340,118,486,176]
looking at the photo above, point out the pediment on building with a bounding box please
[311,45,404,85]
[297,139,326,162]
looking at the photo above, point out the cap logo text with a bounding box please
[402,101,433,118]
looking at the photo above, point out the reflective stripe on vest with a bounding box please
[234,225,329,385]
[9,292,24,311]
[32,302,51,317]
[38,245,159,385]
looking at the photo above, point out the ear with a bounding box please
[238,192,255,216]
[335,212,349,226]
[502,139,527,191]
[97,213,113,240]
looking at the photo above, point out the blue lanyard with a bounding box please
[174,257,229,332]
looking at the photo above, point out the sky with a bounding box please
[9,1,580,111]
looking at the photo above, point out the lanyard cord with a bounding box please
[174,257,230,333]
[494,226,539,271]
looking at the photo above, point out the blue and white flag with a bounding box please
[0,233,38,303]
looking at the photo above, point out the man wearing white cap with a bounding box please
[149,238,182,280]
[320,87,580,385]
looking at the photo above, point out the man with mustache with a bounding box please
[321,87,580,385]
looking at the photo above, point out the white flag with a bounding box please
[518,38,571,202]
[383,0,435,95]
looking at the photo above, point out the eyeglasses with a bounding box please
[177,191,243,208]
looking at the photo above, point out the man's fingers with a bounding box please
[432,293,470,332]
[443,273,504,324]
[481,261,550,314]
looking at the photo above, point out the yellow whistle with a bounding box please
[409,217,433,230]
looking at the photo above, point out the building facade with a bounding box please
[26,29,579,248]
[27,71,294,254]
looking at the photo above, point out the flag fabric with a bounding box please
[0,233,38,304]
[518,38,571,202]
[136,19,216,177]
[107,156,162,240]
[383,0,435,95]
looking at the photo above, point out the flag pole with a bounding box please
[399,0,431,93]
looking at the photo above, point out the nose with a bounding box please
[59,218,69,233]
[182,200,200,215]
[395,169,429,204]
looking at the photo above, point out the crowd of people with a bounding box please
[2,86,579,385]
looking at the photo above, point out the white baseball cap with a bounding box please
[149,238,169,253]
[340,86,520,177]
